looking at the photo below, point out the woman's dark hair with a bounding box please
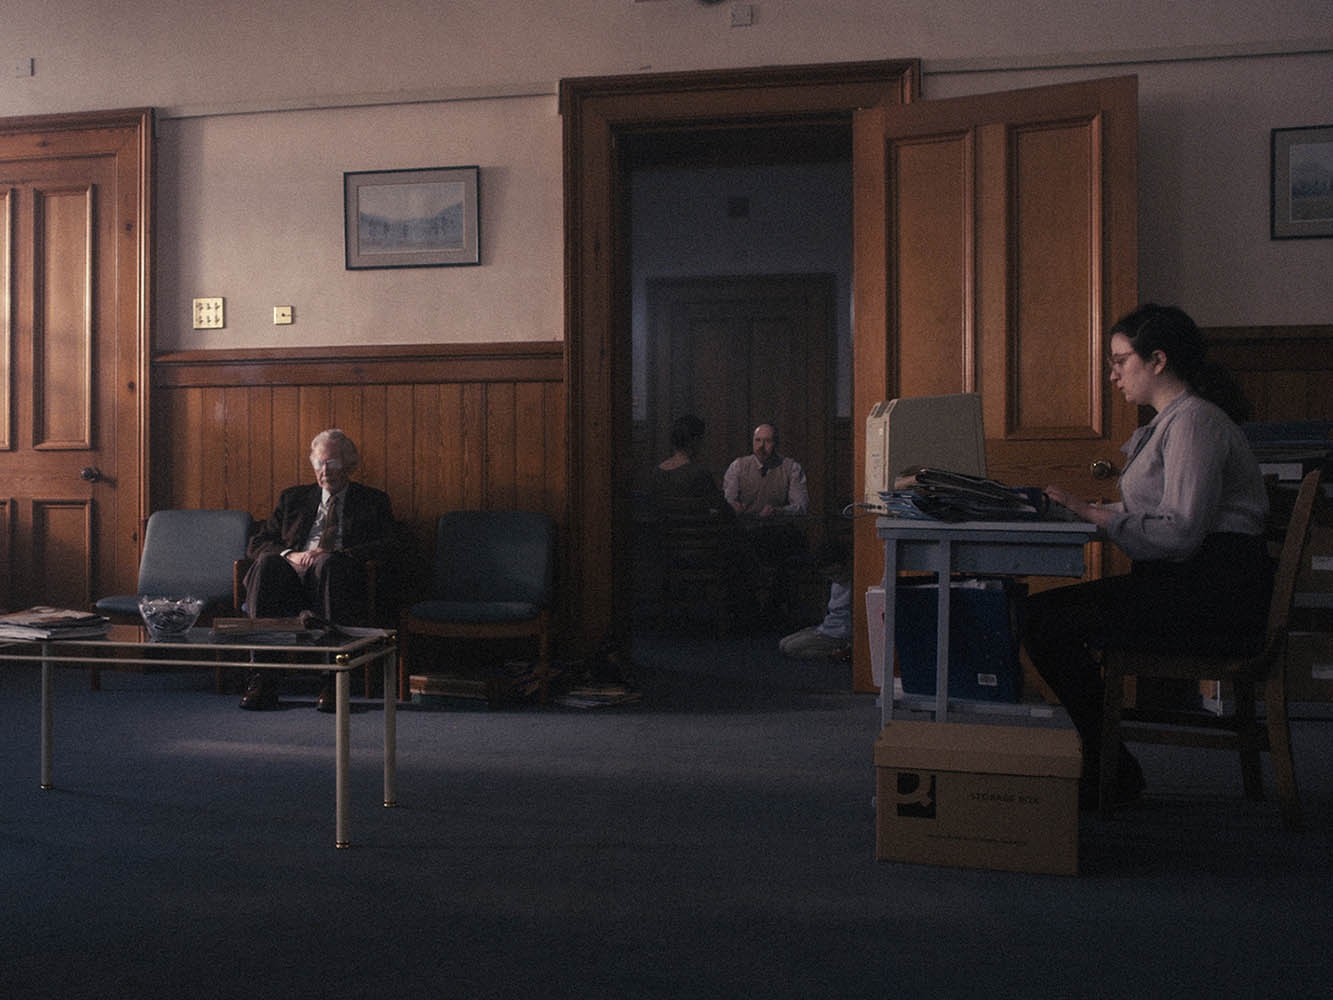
[669,414,706,451]
[1111,303,1251,423]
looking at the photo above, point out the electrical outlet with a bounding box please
[273,305,294,325]
[192,297,224,329]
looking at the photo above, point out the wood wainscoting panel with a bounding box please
[151,343,566,621]
[1206,325,1333,422]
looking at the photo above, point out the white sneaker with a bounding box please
[778,627,849,660]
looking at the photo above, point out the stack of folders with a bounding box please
[0,607,112,641]
[881,467,1078,522]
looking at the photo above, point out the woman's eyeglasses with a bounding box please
[1106,352,1135,372]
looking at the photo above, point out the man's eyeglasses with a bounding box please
[313,459,343,470]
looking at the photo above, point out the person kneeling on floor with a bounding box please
[778,541,852,660]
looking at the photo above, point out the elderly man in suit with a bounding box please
[240,428,397,711]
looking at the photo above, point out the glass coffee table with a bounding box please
[2,623,398,848]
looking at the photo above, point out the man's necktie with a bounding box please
[309,495,341,551]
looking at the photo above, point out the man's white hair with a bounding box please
[309,428,360,470]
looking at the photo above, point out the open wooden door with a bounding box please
[850,76,1140,692]
[0,110,153,611]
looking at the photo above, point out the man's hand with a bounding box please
[286,549,320,569]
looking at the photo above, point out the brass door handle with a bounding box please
[1090,460,1116,480]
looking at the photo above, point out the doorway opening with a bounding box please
[558,61,921,658]
[626,126,853,639]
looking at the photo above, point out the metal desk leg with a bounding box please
[881,541,899,727]
[40,643,54,790]
[382,649,397,809]
[335,669,350,848]
[934,538,953,721]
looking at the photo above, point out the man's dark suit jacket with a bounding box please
[246,480,396,565]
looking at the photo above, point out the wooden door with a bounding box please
[643,274,834,517]
[850,76,1140,691]
[0,110,152,612]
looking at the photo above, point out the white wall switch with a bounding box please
[192,297,224,329]
[273,305,294,325]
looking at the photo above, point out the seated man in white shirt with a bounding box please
[722,423,809,517]
[723,423,811,627]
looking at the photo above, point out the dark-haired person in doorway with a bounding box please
[1022,304,1272,809]
[648,413,732,516]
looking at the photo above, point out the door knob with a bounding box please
[1090,460,1116,480]
[80,466,103,482]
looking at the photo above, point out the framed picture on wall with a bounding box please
[1271,125,1333,239]
[344,165,480,268]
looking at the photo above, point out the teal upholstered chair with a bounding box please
[95,509,254,620]
[92,508,254,689]
[398,511,556,702]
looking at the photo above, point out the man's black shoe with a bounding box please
[316,679,336,713]
[239,671,279,710]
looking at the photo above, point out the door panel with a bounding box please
[32,500,94,609]
[34,183,96,448]
[894,131,974,397]
[0,110,152,612]
[851,76,1139,692]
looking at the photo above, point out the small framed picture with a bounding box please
[344,165,480,268]
[1271,125,1333,240]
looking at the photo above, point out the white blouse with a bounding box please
[1103,392,1269,562]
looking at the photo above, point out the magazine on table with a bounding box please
[0,606,112,640]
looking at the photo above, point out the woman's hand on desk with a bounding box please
[1044,486,1113,528]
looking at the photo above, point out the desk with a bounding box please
[1,625,398,848]
[876,517,1098,725]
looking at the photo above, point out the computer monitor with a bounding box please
[864,393,987,508]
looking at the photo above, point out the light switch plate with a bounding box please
[273,305,294,325]
[192,297,224,329]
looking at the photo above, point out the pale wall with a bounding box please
[2,0,1330,348]
[156,98,563,348]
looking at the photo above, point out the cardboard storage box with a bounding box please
[874,720,1082,875]
[894,579,1024,702]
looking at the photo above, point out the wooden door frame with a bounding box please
[559,60,920,655]
[0,108,154,598]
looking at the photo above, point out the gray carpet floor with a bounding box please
[3,632,1332,999]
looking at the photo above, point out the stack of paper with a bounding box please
[884,467,1066,522]
[0,607,111,640]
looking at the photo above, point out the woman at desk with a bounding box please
[1023,304,1271,809]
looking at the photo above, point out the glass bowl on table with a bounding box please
[137,595,206,641]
